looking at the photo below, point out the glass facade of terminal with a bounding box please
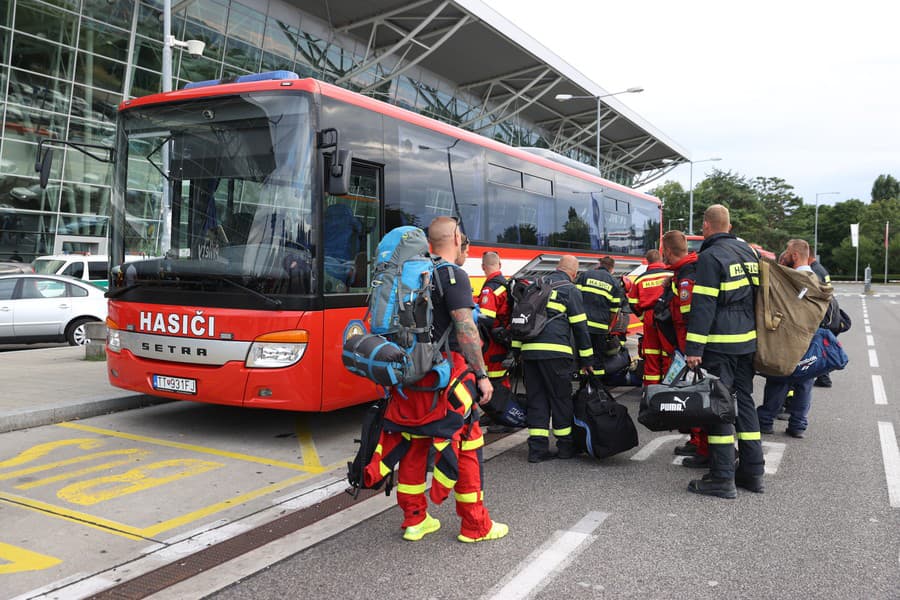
[0,0,577,262]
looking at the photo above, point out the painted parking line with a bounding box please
[483,511,609,600]
[877,422,900,508]
[672,440,785,474]
[0,542,61,575]
[873,375,888,405]
[869,349,880,368]
[0,422,346,541]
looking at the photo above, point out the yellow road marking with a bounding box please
[58,422,327,473]
[16,452,150,490]
[0,448,147,481]
[138,472,314,537]
[296,420,321,470]
[0,492,146,540]
[0,439,102,470]
[57,459,224,506]
[0,542,61,574]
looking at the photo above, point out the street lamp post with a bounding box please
[814,191,840,260]
[688,157,721,235]
[555,87,644,175]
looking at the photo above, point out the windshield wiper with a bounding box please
[216,277,282,307]
[106,279,180,298]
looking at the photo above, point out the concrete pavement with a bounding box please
[0,345,168,433]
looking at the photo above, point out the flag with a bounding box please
[850,223,859,248]
[886,222,890,249]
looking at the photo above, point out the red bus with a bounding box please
[100,72,661,411]
[685,235,776,260]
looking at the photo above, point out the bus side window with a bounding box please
[323,163,380,294]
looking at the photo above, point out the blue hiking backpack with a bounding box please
[342,226,453,391]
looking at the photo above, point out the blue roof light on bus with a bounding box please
[183,71,300,90]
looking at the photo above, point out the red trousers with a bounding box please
[641,313,670,386]
[380,422,493,539]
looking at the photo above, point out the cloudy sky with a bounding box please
[482,0,899,207]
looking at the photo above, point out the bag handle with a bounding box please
[670,365,705,385]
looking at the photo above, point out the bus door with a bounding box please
[320,162,383,410]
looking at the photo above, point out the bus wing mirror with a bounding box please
[326,149,352,196]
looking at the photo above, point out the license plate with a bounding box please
[152,375,197,395]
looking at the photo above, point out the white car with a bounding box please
[32,254,112,290]
[0,273,107,345]
[32,254,150,290]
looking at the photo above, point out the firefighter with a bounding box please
[374,216,507,542]
[577,255,623,377]
[684,204,765,498]
[659,230,708,468]
[627,249,673,385]
[512,255,593,462]
[476,251,515,429]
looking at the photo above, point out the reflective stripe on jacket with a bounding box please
[511,270,593,363]
[576,266,622,333]
[685,234,758,356]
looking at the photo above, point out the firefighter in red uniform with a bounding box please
[627,249,673,386]
[365,217,507,543]
[475,251,515,426]
[659,230,708,467]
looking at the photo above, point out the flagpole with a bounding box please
[885,221,890,284]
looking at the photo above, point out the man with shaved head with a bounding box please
[380,215,507,544]
[511,254,593,462]
[683,203,765,498]
[758,239,819,440]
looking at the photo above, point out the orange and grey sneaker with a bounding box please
[457,521,509,543]
[402,514,441,541]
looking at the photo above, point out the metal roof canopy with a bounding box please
[290,0,689,186]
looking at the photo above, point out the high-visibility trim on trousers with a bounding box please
[737,431,761,440]
[529,428,549,437]
[708,434,735,444]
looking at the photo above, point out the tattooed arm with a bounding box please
[450,306,493,405]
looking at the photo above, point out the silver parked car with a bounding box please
[0,273,107,345]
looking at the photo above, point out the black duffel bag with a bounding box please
[573,376,639,458]
[638,367,735,432]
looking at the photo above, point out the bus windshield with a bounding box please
[110,92,316,307]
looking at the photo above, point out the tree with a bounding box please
[693,170,766,240]
[648,181,688,229]
[871,174,899,203]
[814,199,865,267]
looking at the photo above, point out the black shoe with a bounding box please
[687,477,736,499]
[760,425,774,434]
[786,429,805,439]
[814,373,833,388]
[528,451,558,463]
[557,447,579,459]
[674,443,699,456]
[682,455,710,469]
[775,413,789,421]
[735,472,765,493]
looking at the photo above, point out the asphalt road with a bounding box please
[209,289,899,600]
[3,285,898,599]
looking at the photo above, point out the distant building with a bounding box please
[0,0,686,261]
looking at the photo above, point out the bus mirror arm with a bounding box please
[326,148,353,196]
[35,138,115,189]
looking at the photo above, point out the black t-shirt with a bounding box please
[432,263,474,353]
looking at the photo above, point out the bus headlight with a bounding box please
[245,330,308,368]
[107,318,121,353]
